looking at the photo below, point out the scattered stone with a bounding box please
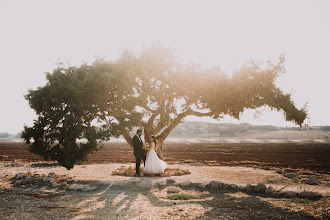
[222,183,229,189]
[43,177,50,182]
[68,184,84,191]
[265,186,273,195]
[136,181,152,189]
[245,184,253,192]
[167,186,180,193]
[300,191,319,198]
[264,166,271,170]
[158,180,167,186]
[198,183,207,189]
[285,191,297,198]
[33,173,41,178]
[180,181,192,187]
[20,179,27,185]
[207,180,222,190]
[48,172,56,178]
[16,172,27,179]
[286,172,297,179]
[305,178,321,185]
[273,191,281,197]
[25,176,34,182]
[229,184,238,189]
[14,180,21,185]
[60,181,67,186]
[166,178,176,185]
[238,186,245,191]
[276,169,285,174]
[254,183,267,192]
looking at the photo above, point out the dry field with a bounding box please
[0,141,329,219]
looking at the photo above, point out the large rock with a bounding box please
[83,186,98,191]
[43,177,51,182]
[229,184,238,189]
[305,178,321,185]
[68,184,84,191]
[48,172,56,178]
[265,186,273,195]
[300,191,319,198]
[166,178,176,185]
[207,180,222,190]
[25,176,34,182]
[222,183,229,189]
[16,172,27,179]
[14,180,22,185]
[158,180,167,186]
[285,191,297,198]
[180,181,192,187]
[254,183,267,193]
[286,172,297,179]
[136,180,152,189]
[245,184,253,192]
[167,186,180,193]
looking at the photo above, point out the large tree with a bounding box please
[22,45,307,169]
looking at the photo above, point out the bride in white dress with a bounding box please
[143,135,167,174]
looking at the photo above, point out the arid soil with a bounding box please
[0,141,329,219]
[1,142,329,173]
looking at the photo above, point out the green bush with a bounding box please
[167,193,198,200]
[289,198,313,204]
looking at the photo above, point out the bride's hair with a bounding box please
[151,135,157,145]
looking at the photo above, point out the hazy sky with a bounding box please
[1,0,329,133]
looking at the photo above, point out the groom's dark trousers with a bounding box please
[132,135,146,176]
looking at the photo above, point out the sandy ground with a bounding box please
[0,161,329,219]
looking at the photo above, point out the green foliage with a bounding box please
[167,193,198,200]
[22,63,119,169]
[23,44,307,169]
[289,198,313,204]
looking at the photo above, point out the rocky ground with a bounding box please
[0,161,329,219]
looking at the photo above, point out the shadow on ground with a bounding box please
[1,177,327,220]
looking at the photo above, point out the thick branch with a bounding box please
[121,128,133,147]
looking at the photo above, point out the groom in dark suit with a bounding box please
[132,129,146,177]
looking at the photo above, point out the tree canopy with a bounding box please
[22,44,307,169]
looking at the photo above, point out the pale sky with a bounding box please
[0,0,329,133]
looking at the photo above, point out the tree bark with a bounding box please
[121,128,133,147]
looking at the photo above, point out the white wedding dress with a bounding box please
[144,142,167,174]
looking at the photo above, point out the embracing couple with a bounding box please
[133,129,167,177]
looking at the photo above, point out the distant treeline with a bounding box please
[168,121,330,137]
[0,123,329,140]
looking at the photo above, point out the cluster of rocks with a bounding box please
[275,168,323,185]
[205,180,321,199]
[11,171,97,192]
[150,178,322,199]
[112,166,191,177]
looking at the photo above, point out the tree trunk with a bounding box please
[156,139,164,159]
[121,128,133,147]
